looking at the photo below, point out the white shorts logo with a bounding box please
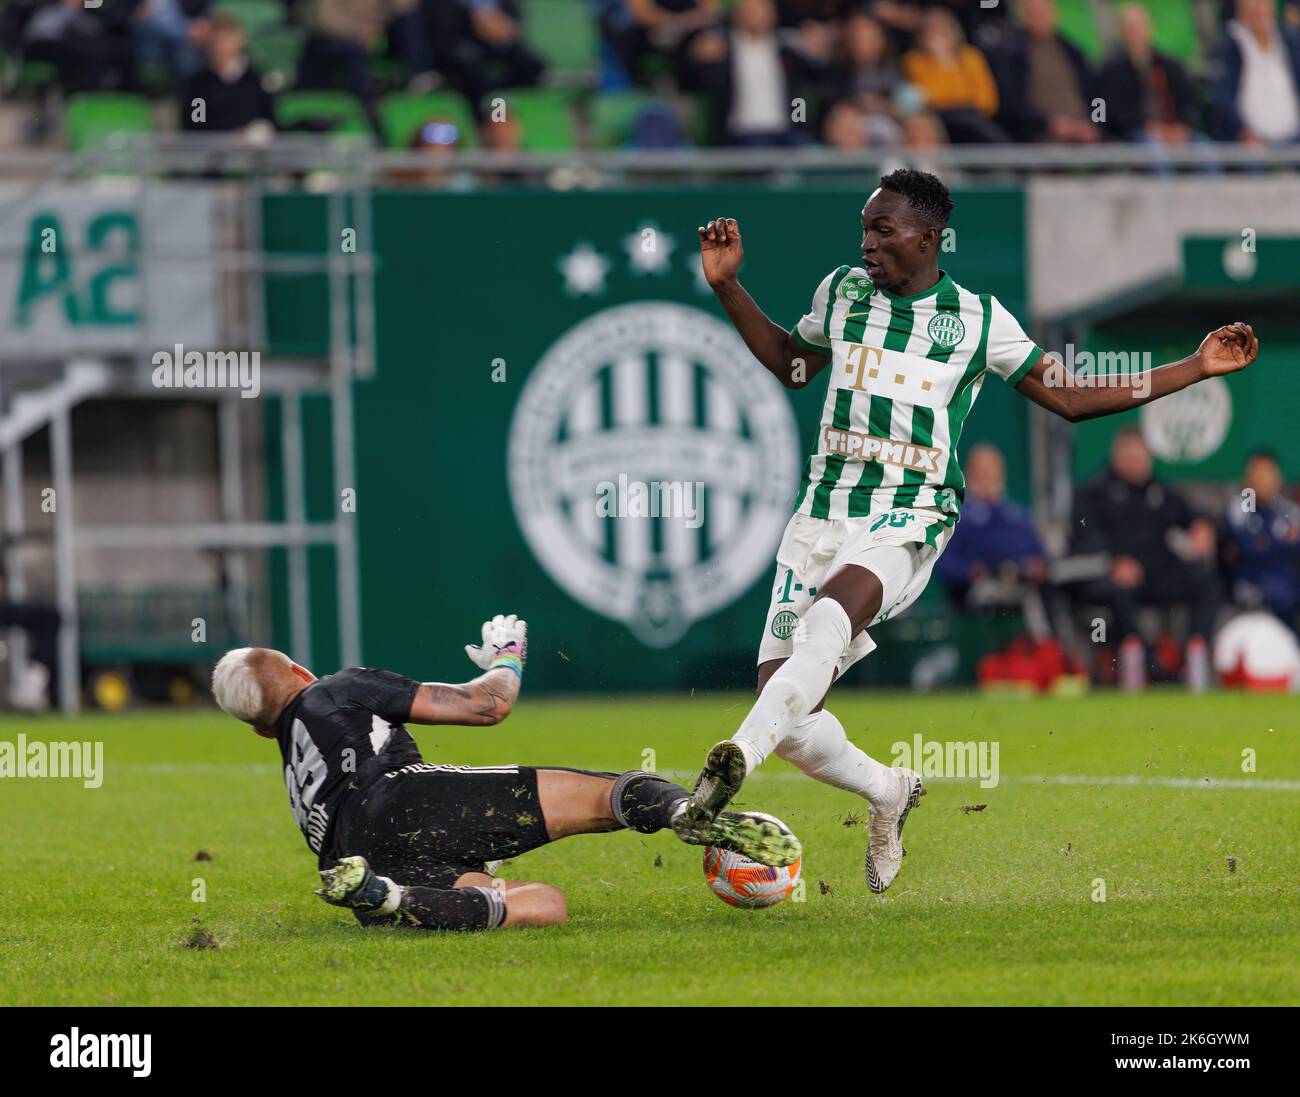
[508,303,800,647]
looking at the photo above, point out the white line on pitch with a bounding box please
[112,763,1300,791]
[662,769,1300,791]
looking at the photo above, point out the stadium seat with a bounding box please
[246,25,305,85]
[13,59,59,96]
[379,91,479,149]
[492,88,578,151]
[1134,0,1205,69]
[64,93,154,152]
[1056,0,1105,62]
[275,91,372,136]
[523,0,599,80]
[589,91,657,149]
[213,0,286,33]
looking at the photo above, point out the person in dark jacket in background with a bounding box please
[1099,3,1202,145]
[1068,428,1220,662]
[1211,0,1300,143]
[937,443,1057,639]
[179,11,274,134]
[938,443,1048,600]
[683,0,827,146]
[1222,450,1300,630]
[990,0,1101,144]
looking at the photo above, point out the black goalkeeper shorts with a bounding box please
[330,763,554,889]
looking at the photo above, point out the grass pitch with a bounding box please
[2,691,1297,1006]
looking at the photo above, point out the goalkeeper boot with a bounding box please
[316,855,402,914]
[678,739,748,827]
[672,808,802,868]
[865,767,925,893]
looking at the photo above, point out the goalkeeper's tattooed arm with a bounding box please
[407,613,528,726]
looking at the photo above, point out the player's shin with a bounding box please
[610,770,689,833]
[732,598,853,772]
[775,709,895,806]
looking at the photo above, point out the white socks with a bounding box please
[776,709,895,807]
[730,597,894,807]
[733,598,852,772]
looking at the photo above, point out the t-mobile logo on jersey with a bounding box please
[822,428,942,472]
[49,1029,151,1077]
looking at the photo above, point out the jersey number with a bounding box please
[285,718,328,833]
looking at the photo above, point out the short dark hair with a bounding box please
[878,168,954,230]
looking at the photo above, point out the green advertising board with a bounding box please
[262,187,1030,690]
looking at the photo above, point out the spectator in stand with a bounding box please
[992,0,1101,144]
[936,443,1054,636]
[179,11,274,136]
[777,0,849,29]
[822,98,871,148]
[297,0,429,101]
[686,0,827,146]
[0,575,59,713]
[22,0,137,93]
[1068,429,1220,681]
[828,11,903,128]
[1212,0,1300,144]
[426,0,544,110]
[902,7,1006,142]
[1222,450,1300,630]
[131,0,210,84]
[596,0,722,87]
[1099,3,1202,147]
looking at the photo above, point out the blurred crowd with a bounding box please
[3,0,1300,152]
[936,434,1300,689]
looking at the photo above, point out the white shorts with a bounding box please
[756,508,953,674]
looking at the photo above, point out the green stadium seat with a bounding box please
[275,91,372,136]
[683,94,715,146]
[15,59,59,95]
[246,26,305,85]
[523,0,599,77]
[379,91,479,149]
[213,0,285,33]
[64,93,154,152]
[1056,0,1105,62]
[491,88,577,151]
[1134,0,1205,69]
[590,91,657,149]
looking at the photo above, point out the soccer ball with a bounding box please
[703,812,802,909]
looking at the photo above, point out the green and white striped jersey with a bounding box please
[789,266,1040,524]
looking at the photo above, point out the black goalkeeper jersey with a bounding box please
[272,667,424,860]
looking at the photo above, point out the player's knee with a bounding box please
[530,884,567,926]
[504,882,568,927]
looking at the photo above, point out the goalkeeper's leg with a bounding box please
[317,856,565,930]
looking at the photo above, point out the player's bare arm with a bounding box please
[408,673,518,726]
[699,216,831,389]
[1016,322,1259,422]
[407,613,527,726]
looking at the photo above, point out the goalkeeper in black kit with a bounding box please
[211,615,801,931]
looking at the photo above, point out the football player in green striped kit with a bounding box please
[684,169,1259,892]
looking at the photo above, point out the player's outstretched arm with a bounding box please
[699,216,830,389]
[1016,322,1258,423]
[406,615,526,726]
